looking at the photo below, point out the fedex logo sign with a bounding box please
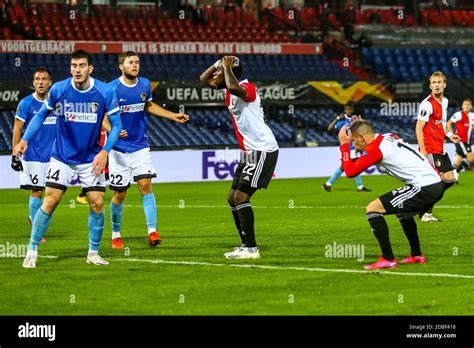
[202,150,240,180]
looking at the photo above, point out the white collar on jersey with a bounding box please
[32,92,45,102]
[239,79,249,85]
[119,76,139,88]
[71,77,95,93]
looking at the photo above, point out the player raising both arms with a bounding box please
[341,119,446,270]
[446,98,474,175]
[15,50,122,268]
[11,68,54,243]
[200,56,279,259]
[105,51,189,249]
[415,71,460,222]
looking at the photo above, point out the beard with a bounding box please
[124,71,138,80]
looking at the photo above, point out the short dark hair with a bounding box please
[33,67,52,81]
[118,51,139,65]
[462,98,472,104]
[345,101,355,108]
[349,119,375,136]
[71,50,92,65]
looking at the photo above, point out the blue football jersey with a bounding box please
[335,115,357,151]
[44,77,120,165]
[108,76,153,153]
[15,93,56,163]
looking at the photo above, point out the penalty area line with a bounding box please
[114,257,474,279]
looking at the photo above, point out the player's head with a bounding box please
[32,67,52,96]
[70,50,93,85]
[349,119,375,151]
[118,51,140,79]
[212,57,244,89]
[461,98,472,113]
[344,101,355,116]
[429,71,446,96]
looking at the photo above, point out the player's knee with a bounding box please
[89,199,104,213]
[31,190,43,198]
[227,191,236,206]
[137,180,152,195]
[234,191,250,205]
[112,191,126,204]
[366,200,382,214]
[42,195,60,213]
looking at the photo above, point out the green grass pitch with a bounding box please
[0,172,473,315]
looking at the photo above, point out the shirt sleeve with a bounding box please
[105,87,120,116]
[417,100,432,122]
[335,120,345,131]
[146,80,153,102]
[240,82,257,103]
[14,99,28,122]
[44,83,59,111]
[449,111,461,123]
[340,142,383,178]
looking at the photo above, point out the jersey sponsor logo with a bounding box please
[64,112,98,123]
[120,102,145,113]
[43,116,56,125]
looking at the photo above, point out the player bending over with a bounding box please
[341,119,446,270]
[15,50,122,268]
[11,67,55,243]
[446,98,474,176]
[415,71,460,222]
[105,51,189,249]
[200,56,279,259]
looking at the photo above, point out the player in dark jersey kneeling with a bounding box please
[340,119,445,270]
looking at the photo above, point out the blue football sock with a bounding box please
[110,201,123,234]
[142,193,157,233]
[89,211,105,252]
[327,167,344,185]
[355,175,363,188]
[28,208,52,251]
[29,196,42,223]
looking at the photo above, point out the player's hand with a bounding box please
[14,140,28,157]
[173,113,189,124]
[91,150,108,177]
[221,56,234,69]
[338,126,351,144]
[449,134,461,144]
[350,115,362,125]
[119,129,128,138]
[11,155,23,171]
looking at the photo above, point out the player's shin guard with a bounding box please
[88,211,105,252]
[230,206,245,244]
[327,167,343,185]
[110,201,123,236]
[366,212,395,260]
[28,208,52,251]
[29,196,42,223]
[142,193,157,234]
[236,202,256,247]
[397,215,422,257]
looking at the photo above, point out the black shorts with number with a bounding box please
[379,182,444,218]
[427,153,454,173]
[231,150,278,196]
[455,142,472,158]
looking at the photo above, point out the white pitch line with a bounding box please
[114,257,474,280]
[0,204,473,209]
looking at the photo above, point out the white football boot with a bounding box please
[224,247,260,259]
[86,253,109,265]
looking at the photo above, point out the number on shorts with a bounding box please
[30,174,39,185]
[46,169,60,182]
[242,162,256,176]
[110,174,123,186]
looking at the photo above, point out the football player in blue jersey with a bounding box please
[11,68,54,243]
[322,102,371,192]
[14,50,123,268]
[105,51,189,249]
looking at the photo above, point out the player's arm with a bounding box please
[415,120,427,156]
[11,118,25,171]
[222,56,247,99]
[92,112,122,176]
[145,101,189,124]
[102,114,127,138]
[14,103,51,156]
[444,116,461,144]
[199,60,221,89]
[327,114,344,132]
[340,142,383,178]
